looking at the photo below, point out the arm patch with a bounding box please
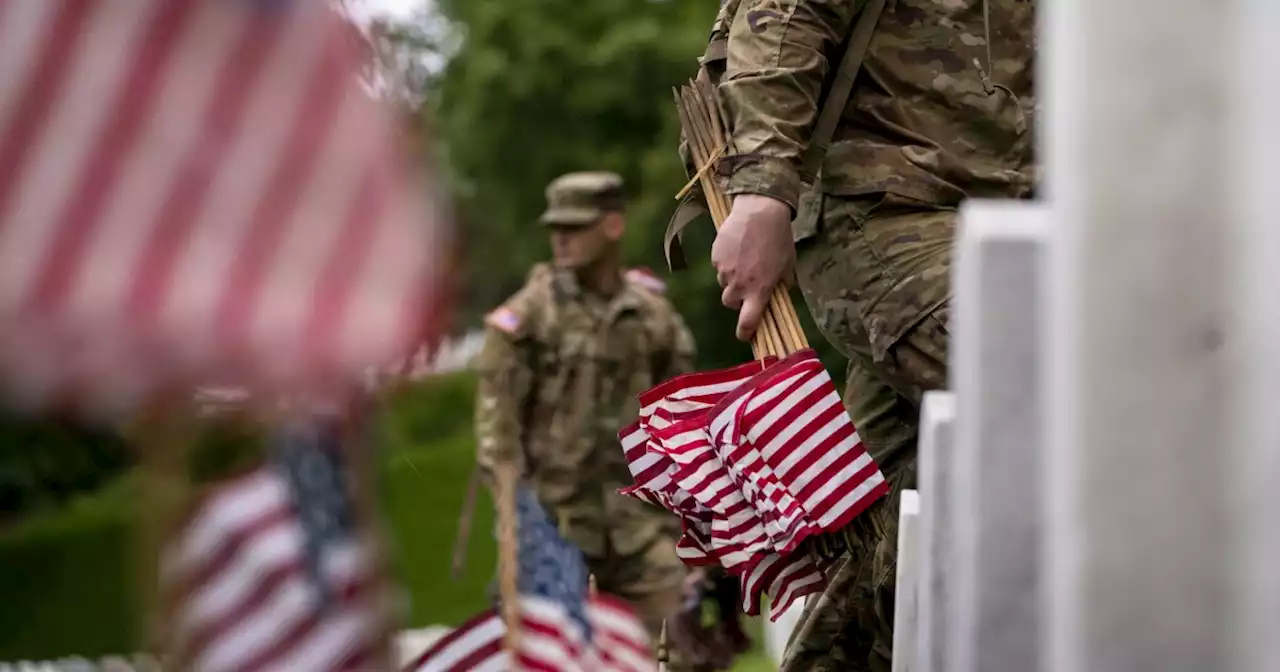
[485,306,522,334]
[625,267,667,294]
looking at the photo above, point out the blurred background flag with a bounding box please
[0,0,454,418]
[159,437,384,671]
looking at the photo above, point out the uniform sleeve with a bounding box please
[473,327,535,485]
[720,0,864,210]
[657,310,698,384]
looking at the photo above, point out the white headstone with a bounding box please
[1226,4,1280,670]
[948,202,1048,672]
[1043,0,1230,669]
[915,391,956,672]
[764,595,808,667]
[892,489,921,672]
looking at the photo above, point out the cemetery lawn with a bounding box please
[0,373,777,670]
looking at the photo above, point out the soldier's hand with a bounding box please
[712,194,795,341]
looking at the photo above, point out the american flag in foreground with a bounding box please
[620,349,890,620]
[406,486,656,672]
[0,0,451,417]
[160,419,387,671]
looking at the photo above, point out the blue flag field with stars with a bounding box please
[516,485,593,642]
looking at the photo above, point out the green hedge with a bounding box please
[0,490,140,661]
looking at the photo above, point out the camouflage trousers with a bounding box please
[780,191,954,672]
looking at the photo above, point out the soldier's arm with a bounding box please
[720,0,864,210]
[473,326,535,487]
[663,312,698,382]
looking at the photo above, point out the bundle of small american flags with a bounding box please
[405,486,656,672]
[619,349,890,620]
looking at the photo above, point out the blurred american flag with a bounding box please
[0,0,452,417]
[160,449,384,670]
[406,486,656,672]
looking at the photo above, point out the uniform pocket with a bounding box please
[844,192,956,367]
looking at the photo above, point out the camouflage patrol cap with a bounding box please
[538,171,626,226]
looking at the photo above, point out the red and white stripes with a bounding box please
[618,349,890,620]
[0,0,451,417]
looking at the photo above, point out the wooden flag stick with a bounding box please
[673,76,811,360]
[674,145,725,201]
[657,619,670,672]
[496,464,522,663]
[131,393,194,664]
[450,464,483,580]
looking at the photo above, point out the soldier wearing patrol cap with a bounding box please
[474,171,699,669]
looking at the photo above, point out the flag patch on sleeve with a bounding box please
[625,267,666,294]
[485,306,521,334]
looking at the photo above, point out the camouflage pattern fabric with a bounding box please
[776,195,950,671]
[706,0,1036,211]
[474,261,698,668]
[539,171,628,226]
[795,193,953,468]
[683,0,1036,668]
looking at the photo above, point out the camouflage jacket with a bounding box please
[474,264,696,557]
[700,0,1037,211]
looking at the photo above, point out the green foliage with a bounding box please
[0,414,133,521]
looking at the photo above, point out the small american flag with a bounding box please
[406,486,656,672]
[619,349,889,620]
[619,358,776,565]
[0,0,451,416]
[160,423,386,671]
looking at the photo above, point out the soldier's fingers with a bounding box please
[716,268,732,289]
[736,294,766,341]
[721,283,744,309]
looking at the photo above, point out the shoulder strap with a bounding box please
[797,0,889,185]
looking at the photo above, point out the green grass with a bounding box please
[0,373,778,668]
[731,618,776,672]
[381,435,498,627]
[732,651,776,672]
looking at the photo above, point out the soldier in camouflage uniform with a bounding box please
[474,171,699,668]
[685,1,1037,670]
